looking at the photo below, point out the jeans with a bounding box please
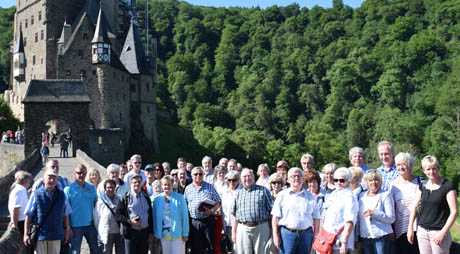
[362,235,392,254]
[280,226,313,254]
[124,228,150,254]
[70,225,100,254]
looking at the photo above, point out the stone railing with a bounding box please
[0,148,41,206]
[76,149,106,177]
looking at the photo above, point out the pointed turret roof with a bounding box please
[119,19,150,74]
[14,28,25,54]
[58,20,72,44]
[92,8,110,43]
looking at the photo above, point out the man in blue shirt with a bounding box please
[376,141,398,191]
[64,164,99,254]
[24,168,71,254]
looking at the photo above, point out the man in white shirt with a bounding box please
[272,167,320,254]
[8,170,32,239]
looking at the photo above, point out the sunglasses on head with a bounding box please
[334,178,346,183]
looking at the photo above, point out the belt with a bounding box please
[238,220,266,227]
[282,226,311,233]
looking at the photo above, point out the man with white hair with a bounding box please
[349,147,369,172]
[231,168,273,254]
[123,154,147,186]
[8,170,31,252]
[184,167,221,254]
[272,167,320,254]
[98,163,129,198]
[202,155,214,184]
[377,141,398,191]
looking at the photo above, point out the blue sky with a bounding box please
[1,0,363,9]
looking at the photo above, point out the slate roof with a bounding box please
[92,8,110,43]
[119,19,151,75]
[22,80,91,103]
[13,28,24,54]
[58,20,71,44]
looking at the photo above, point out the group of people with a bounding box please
[40,131,72,163]
[1,129,24,144]
[7,140,458,254]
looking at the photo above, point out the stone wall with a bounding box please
[76,149,106,178]
[88,128,125,167]
[0,144,25,178]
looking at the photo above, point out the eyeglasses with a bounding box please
[133,161,141,164]
[227,179,237,182]
[193,173,203,176]
[75,171,86,175]
[334,178,346,183]
[171,173,177,176]
[271,181,283,185]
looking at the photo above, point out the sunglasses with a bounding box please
[193,173,203,176]
[227,179,237,182]
[334,178,346,183]
[171,173,178,176]
[271,181,283,185]
[75,171,86,175]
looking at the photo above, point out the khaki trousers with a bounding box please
[35,240,60,254]
[236,221,270,254]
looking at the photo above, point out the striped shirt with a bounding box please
[184,181,221,219]
[377,165,399,191]
[231,184,273,224]
[391,177,421,238]
[127,191,150,230]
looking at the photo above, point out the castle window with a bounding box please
[40,30,44,40]
[83,33,88,40]
[119,113,122,121]
[80,70,86,78]
[31,16,34,25]
[41,58,43,64]
[92,70,97,76]
[145,83,150,91]
[66,70,71,76]
[32,55,36,65]
[78,50,83,58]
[38,11,42,21]
[35,32,38,42]
[25,19,28,28]
[130,84,136,92]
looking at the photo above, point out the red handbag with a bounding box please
[312,227,344,254]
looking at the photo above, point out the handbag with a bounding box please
[28,191,60,248]
[312,226,344,254]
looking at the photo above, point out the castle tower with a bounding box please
[12,28,25,82]
[91,8,111,64]
[57,20,71,55]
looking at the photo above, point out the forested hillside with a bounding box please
[147,0,460,180]
[0,7,14,87]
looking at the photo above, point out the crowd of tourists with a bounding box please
[7,140,458,254]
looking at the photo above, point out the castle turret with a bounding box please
[120,19,150,75]
[57,20,71,55]
[13,28,26,82]
[91,8,111,64]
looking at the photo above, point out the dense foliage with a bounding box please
[147,0,460,181]
[0,7,14,87]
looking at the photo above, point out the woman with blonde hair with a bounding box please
[268,172,285,199]
[86,168,102,187]
[408,155,457,254]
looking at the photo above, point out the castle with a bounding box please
[4,0,159,158]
